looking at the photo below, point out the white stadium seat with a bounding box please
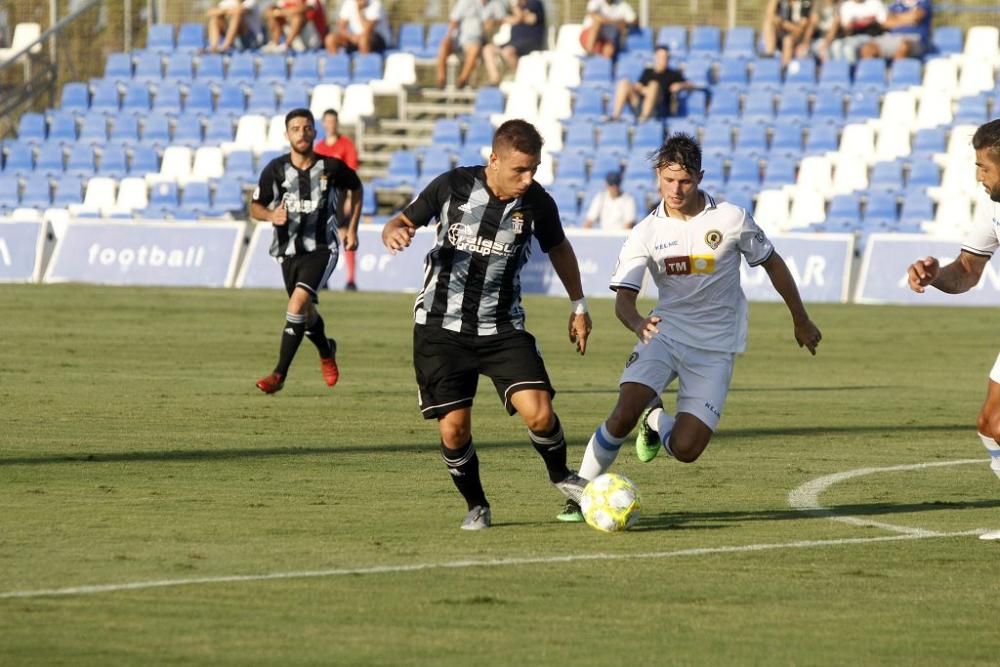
[338,84,375,126]
[931,191,972,232]
[920,57,958,95]
[0,23,42,63]
[266,114,290,151]
[547,53,582,89]
[157,145,193,183]
[76,177,117,216]
[191,146,225,181]
[914,92,953,130]
[555,24,586,57]
[535,117,564,154]
[370,53,417,94]
[831,155,868,195]
[490,83,539,127]
[789,188,826,228]
[957,59,996,96]
[964,26,1000,65]
[945,124,977,161]
[309,84,343,120]
[501,52,548,95]
[878,90,917,130]
[538,86,573,122]
[874,125,910,162]
[115,177,149,213]
[224,114,269,155]
[796,155,833,197]
[753,189,790,232]
[838,123,876,164]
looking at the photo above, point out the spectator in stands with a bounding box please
[609,46,697,123]
[206,0,263,52]
[580,0,638,58]
[762,0,818,67]
[816,0,886,63]
[808,0,839,59]
[485,0,547,73]
[583,171,637,230]
[857,0,932,60]
[436,0,507,89]
[324,0,390,54]
[314,109,361,291]
[263,0,328,52]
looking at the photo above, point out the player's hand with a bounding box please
[794,318,822,355]
[382,220,415,254]
[634,316,661,343]
[271,202,288,226]
[907,256,939,293]
[568,312,592,356]
[344,229,359,251]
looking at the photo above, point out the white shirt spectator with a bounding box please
[218,0,262,36]
[583,0,637,42]
[838,0,887,32]
[585,189,637,230]
[339,0,391,44]
[450,0,508,46]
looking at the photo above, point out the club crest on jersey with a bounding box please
[664,255,716,275]
[704,229,723,249]
[511,210,525,234]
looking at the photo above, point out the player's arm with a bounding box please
[381,172,450,254]
[250,165,286,225]
[908,251,990,294]
[547,239,592,355]
[381,213,417,253]
[760,251,821,355]
[613,287,660,343]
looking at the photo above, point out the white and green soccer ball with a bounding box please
[580,473,641,533]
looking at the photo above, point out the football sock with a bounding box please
[978,433,1000,478]
[304,314,334,358]
[529,416,571,483]
[274,312,307,376]
[648,407,677,458]
[345,249,356,283]
[579,423,626,480]
[441,440,488,509]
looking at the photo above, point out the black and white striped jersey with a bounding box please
[252,154,362,258]
[402,166,565,335]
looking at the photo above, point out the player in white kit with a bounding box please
[907,119,1000,541]
[558,133,822,521]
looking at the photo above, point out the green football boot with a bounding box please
[635,407,662,463]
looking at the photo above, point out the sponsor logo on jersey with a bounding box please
[704,229,723,249]
[655,241,679,250]
[704,401,721,418]
[625,351,639,368]
[281,194,318,214]
[664,255,715,275]
[447,223,517,257]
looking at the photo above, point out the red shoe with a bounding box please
[256,372,285,394]
[320,338,339,387]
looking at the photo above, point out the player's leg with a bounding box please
[295,249,339,385]
[338,228,357,290]
[975,360,1000,480]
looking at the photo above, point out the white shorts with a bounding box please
[989,353,1000,384]
[619,334,734,431]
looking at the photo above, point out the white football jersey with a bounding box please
[961,194,1000,258]
[610,193,774,353]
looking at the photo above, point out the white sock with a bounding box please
[647,407,676,457]
[578,423,626,481]
[978,433,1000,478]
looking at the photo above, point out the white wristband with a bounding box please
[571,297,588,315]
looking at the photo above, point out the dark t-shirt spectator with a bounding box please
[509,0,546,54]
[639,67,685,115]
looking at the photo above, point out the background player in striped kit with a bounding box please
[251,108,362,394]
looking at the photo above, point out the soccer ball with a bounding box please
[580,473,641,533]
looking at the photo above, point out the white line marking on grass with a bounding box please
[0,530,982,600]
[788,459,987,536]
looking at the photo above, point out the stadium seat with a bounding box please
[777,90,809,120]
[812,93,845,122]
[817,60,850,90]
[915,92,953,130]
[133,52,164,82]
[97,145,128,178]
[196,54,225,82]
[121,82,152,113]
[77,114,108,145]
[723,26,755,58]
[716,57,748,87]
[761,154,796,188]
[753,189,790,231]
[60,82,89,112]
[129,149,160,176]
[879,90,916,129]
[743,90,776,121]
[257,54,288,84]
[352,53,383,83]
[109,115,141,145]
[226,114,269,155]
[953,95,988,125]
[864,191,899,224]
[381,150,418,186]
[0,175,20,206]
[563,121,596,154]
[165,52,194,82]
[184,85,214,115]
[853,59,887,89]
[320,53,351,86]
[470,86,504,117]
[217,83,247,113]
[80,176,117,214]
[224,150,254,181]
[149,181,180,210]
[796,155,833,196]
[146,24,175,53]
[749,58,781,87]
[397,23,424,54]
[159,146,194,183]
[964,26,1000,64]
[785,58,816,87]
[597,122,629,155]
[899,191,933,225]
[689,26,721,56]
[548,53,582,89]
[20,177,51,208]
[932,26,963,56]
[172,113,205,147]
[279,82,310,112]
[212,178,246,213]
[421,23,449,60]
[90,80,121,112]
[831,154,868,193]
[17,112,45,144]
[708,92,740,119]
[176,23,205,52]
[876,124,912,164]
[701,120,733,155]
[463,116,494,150]
[457,144,486,166]
[104,52,132,82]
[827,193,861,222]
[372,52,418,94]
[907,160,941,188]
[959,60,995,96]
[152,81,183,114]
[869,160,904,193]
[632,121,665,151]
[227,52,256,83]
[431,119,463,152]
[769,124,803,156]
[839,123,876,162]
[52,175,84,207]
[181,180,212,213]
[802,123,838,155]
[45,112,76,144]
[676,89,708,118]
[624,27,654,53]
[339,84,375,126]
[727,156,761,190]
[789,188,825,227]
[614,51,648,84]
[910,127,945,161]
[34,143,65,175]
[572,87,604,120]
[580,57,613,91]
[555,154,587,185]
[420,150,453,177]
[666,118,701,138]
[845,91,879,122]
[247,82,279,114]
[549,184,580,226]
[309,84,343,119]
[538,86,573,121]
[681,58,712,88]
[734,123,768,155]
[888,58,922,90]
[656,26,687,55]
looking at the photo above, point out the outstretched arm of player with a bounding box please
[250,201,287,226]
[547,239,593,355]
[341,185,363,251]
[907,252,989,294]
[614,287,660,343]
[381,213,417,254]
[761,251,821,355]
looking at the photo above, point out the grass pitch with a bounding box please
[1,285,999,665]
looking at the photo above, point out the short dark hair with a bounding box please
[654,44,669,54]
[322,108,339,119]
[651,133,702,176]
[492,119,544,156]
[285,108,315,128]
[972,119,1000,160]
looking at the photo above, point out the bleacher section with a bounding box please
[2,21,1000,242]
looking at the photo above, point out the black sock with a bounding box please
[274,312,306,376]
[304,314,333,358]
[441,440,488,510]
[529,416,571,483]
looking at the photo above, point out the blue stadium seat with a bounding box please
[784,58,817,87]
[78,113,108,144]
[548,184,580,226]
[421,150,453,177]
[762,154,797,188]
[828,193,861,222]
[708,92,740,119]
[97,145,128,178]
[845,92,879,122]
[864,191,898,224]
[853,59,886,88]
[954,95,988,125]
[888,58,921,89]
[398,23,424,53]
[625,27,654,52]
[225,150,254,179]
[804,123,839,153]
[196,54,225,82]
[165,52,194,82]
[812,93,845,122]
[700,153,725,190]
[701,120,732,155]
[146,24,175,53]
[133,52,164,81]
[3,141,34,174]
[817,60,851,90]
[457,144,486,166]
[109,115,140,145]
[869,160,904,192]
[172,113,204,147]
[152,81,183,114]
[464,116,494,148]
[320,53,351,86]
[727,156,761,189]
[20,177,52,208]
[17,113,46,144]
[217,83,247,113]
[247,82,278,114]
[60,82,90,112]
[769,124,803,155]
[129,149,160,175]
[360,183,377,216]
[291,53,320,81]
[139,112,171,147]
[90,81,121,112]
[150,181,180,211]
[716,57,748,86]
[656,26,687,55]
[421,23,449,59]
[580,57,614,90]
[66,145,96,176]
[632,121,665,151]
[36,145,65,174]
[104,52,132,82]
[0,175,18,205]
[563,121,596,154]
[181,180,211,212]
[666,118,702,138]
[472,86,504,116]
[573,87,605,120]
[676,89,708,118]
[624,152,652,181]
[723,26,755,58]
[911,127,946,160]
[743,90,775,121]
[616,51,649,82]
[213,178,246,213]
[258,149,282,168]
[122,82,152,113]
[899,192,933,225]
[353,53,383,83]
[555,155,588,185]
[721,189,753,211]
[734,123,768,155]
[689,26,721,56]
[47,112,78,142]
[907,160,940,188]
[592,146,625,173]
[681,58,712,87]
[777,90,809,120]
[171,208,199,221]
[258,54,288,83]
[176,23,205,52]
[227,52,256,83]
[53,175,84,206]
[185,85,214,115]
[432,119,463,151]
[598,122,629,154]
[932,26,963,56]
[385,150,418,183]
[280,83,310,112]
[749,58,781,87]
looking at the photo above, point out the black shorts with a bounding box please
[345,32,387,53]
[279,249,338,303]
[413,324,555,419]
